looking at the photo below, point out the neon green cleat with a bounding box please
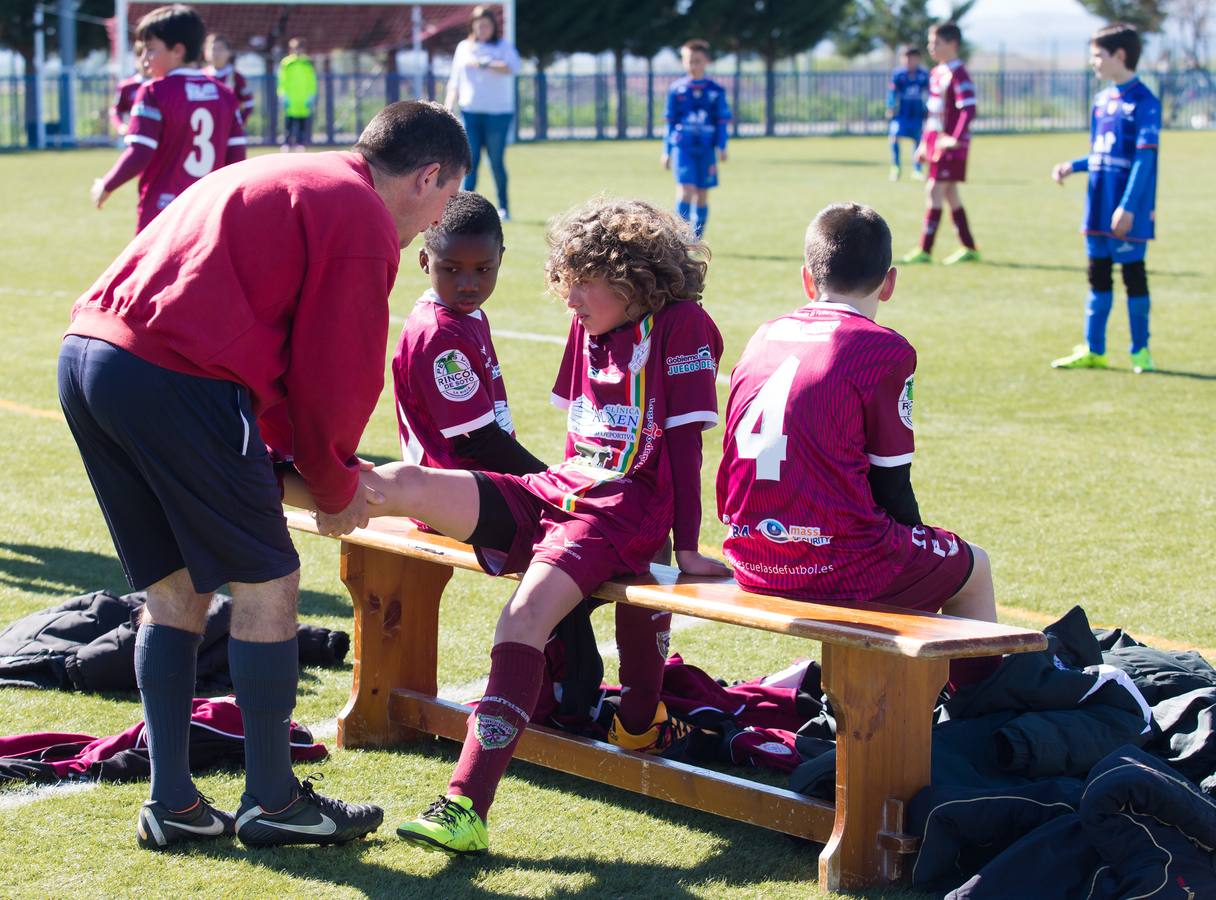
[1051,345,1109,369]
[899,248,932,264]
[942,247,982,265]
[1130,348,1154,373]
[889,165,901,181]
[397,795,488,856]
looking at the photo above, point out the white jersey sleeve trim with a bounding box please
[550,392,571,410]
[665,410,718,430]
[131,103,161,121]
[956,98,977,108]
[438,409,497,439]
[124,133,158,149]
[227,136,248,146]
[867,451,914,467]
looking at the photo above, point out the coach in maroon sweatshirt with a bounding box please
[58,100,470,850]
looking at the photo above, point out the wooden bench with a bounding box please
[286,510,1046,891]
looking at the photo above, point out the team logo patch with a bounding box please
[629,336,651,373]
[758,518,832,546]
[474,713,517,750]
[898,375,914,429]
[666,345,717,376]
[185,82,219,101]
[433,349,479,401]
[757,741,794,756]
[656,629,671,659]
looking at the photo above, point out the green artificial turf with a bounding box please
[0,130,1213,898]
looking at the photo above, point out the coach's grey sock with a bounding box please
[135,623,203,810]
[229,635,298,811]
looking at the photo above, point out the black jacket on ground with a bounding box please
[911,745,1216,898]
[0,590,349,693]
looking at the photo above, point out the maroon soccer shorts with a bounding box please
[929,147,968,182]
[469,471,637,596]
[871,524,975,612]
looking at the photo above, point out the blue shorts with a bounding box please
[889,118,922,141]
[1087,235,1148,264]
[673,147,718,189]
[57,335,299,593]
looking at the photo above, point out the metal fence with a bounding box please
[3,66,1214,150]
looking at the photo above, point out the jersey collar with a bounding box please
[419,288,483,320]
[947,58,964,71]
[805,300,864,316]
[167,67,201,77]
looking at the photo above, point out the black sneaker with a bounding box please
[136,792,235,850]
[234,774,383,847]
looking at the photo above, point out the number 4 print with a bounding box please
[734,355,799,481]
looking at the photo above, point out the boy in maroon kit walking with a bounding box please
[718,203,998,689]
[60,101,469,851]
[900,21,981,265]
[92,5,246,232]
[286,197,728,855]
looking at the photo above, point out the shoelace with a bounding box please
[294,773,350,815]
[421,796,472,829]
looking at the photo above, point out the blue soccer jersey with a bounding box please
[888,67,930,125]
[1079,77,1160,242]
[665,77,731,157]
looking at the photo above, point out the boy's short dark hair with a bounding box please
[930,22,962,45]
[136,4,206,64]
[902,45,921,57]
[804,203,892,297]
[681,39,712,59]
[1092,22,1142,71]
[354,101,472,185]
[424,191,503,251]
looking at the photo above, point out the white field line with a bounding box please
[0,286,73,299]
[388,313,730,386]
[0,780,97,810]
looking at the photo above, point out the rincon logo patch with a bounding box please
[474,713,517,750]
[898,375,914,429]
[433,349,480,401]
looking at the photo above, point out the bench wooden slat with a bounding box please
[389,689,841,843]
[286,510,1047,659]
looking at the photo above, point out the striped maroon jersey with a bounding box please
[717,302,917,600]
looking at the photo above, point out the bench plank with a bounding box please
[287,511,1046,659]
[390,689,839,843]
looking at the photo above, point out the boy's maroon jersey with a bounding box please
[924,59,977,150]
[205,64,255,119]
[110,76,142,132]
[521,300,722,569]
[717,302,918,601]
[125,68,246,230]
[392,289,514,469]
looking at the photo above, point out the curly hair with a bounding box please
[545,197,709,322]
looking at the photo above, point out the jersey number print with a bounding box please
[184,108,217,178]
[734,355,799,481]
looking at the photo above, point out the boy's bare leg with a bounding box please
[362,462,481,540]
[943,180,962,211]
[494,562,585,651]
[942,543,996,622]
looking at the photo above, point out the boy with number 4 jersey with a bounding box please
[718,203,999,689]
[93,5,246,233]
[1051,23,1160,374]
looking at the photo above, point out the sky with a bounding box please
[933,0,1106,59]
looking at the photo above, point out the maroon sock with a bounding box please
[951,206,977,249]
[447,641,544,820]
[948,654,1002,691]
[615,603,672,733]
[921,208,943,253]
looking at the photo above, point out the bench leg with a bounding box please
[818,644,948,891]
[336,542,451,749]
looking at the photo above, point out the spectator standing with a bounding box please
[278,37,317,152]
[445,5,520,220]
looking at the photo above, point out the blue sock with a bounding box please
[230,636,299,810]
[676,200,691,222]
[891,141,901,168]
[135,624,202,810]
[1127,295,1151,353]
[693,205,709,238]
[1085,289,1113,355]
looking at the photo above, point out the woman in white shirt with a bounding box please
[445,6,521,220]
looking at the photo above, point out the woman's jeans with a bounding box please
[461,111,513,213]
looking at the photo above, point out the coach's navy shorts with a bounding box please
[57,335,299,593]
